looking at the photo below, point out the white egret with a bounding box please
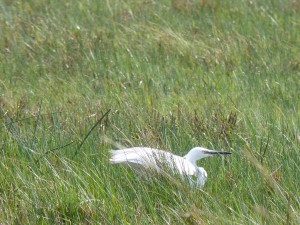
[109,146,232,188]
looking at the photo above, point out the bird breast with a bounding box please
[195,167,207,188]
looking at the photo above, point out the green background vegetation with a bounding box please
[0,0,299,224]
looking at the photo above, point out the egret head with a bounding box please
[184,147,231,166]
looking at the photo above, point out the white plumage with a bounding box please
[109,146,231,188]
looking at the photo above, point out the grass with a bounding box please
[0,0,300,224]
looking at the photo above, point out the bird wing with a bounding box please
[109,147,197,176]
[110,147,154,165]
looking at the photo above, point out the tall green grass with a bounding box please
[0,0,299,224]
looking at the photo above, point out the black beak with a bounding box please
[204,150,232,155]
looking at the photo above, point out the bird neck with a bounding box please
[184,148,203,166]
